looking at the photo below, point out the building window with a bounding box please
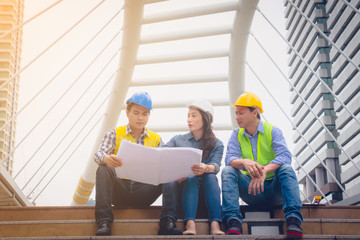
[324,109,335,116]
[325,124,336,131]
[0,91,7,98]
[323,93,335,100]
[320,63,332,69]
[316,18,328,24]
[315,3,326,9]
[317,32,329,38]
[326,142,337,149]
[321,78,333,86]
[0,101,8,108]
[319,47,331,54]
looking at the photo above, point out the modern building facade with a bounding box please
[0,0,24,175]
[285,0,360,204]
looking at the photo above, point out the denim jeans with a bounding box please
[182,173,222,223]
[95,165,162,223]
[221,164,303,224]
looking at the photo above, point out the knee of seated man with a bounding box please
[97,164,112,175]
[276,164,295,176]
[221,166,238,178]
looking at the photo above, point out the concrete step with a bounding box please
[1,205,360,221]
[1,235,360,240]
[261,204,360,219]
[0,206,162,221]
[1,218,360,238]
[1,205,360,238]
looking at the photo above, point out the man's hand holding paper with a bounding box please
[115,140,202,185]
[103,155,122,168]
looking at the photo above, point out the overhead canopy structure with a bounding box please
[72,0,259,206]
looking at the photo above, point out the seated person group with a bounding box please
[94,91,303,238]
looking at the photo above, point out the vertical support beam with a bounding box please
[315,167,325,189]
[228,0,259,128]
[71,0,145,205]
[306,175,315,197]
[325,159,337,183]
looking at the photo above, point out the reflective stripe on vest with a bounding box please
[238,122,276,180]
[114,125,161,154]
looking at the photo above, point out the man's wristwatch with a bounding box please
[205,165,210,173]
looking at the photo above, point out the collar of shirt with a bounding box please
[242,120,264,162]
[243,120,264,138]
[126,125,149,139]
[184,132,200,142]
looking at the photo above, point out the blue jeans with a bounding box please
[221,164,303,224]
[95,165,162,223]
[182,173,222,223]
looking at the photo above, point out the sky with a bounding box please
[13,0,293,206]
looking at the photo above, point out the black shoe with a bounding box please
[226,218,242,235]
[96,220,111,236]
[286,217,303,238]
[158,216,183,235]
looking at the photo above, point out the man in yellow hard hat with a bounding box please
[221,92,303,238]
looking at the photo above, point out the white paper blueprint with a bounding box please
[115,140,202,185]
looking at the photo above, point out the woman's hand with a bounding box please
[191,163,206,176]
[103,155,122,168]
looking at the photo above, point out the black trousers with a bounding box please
[95,165,162,222]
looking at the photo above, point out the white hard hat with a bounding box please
[188,99,214,120]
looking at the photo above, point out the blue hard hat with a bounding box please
[126,91,152,110]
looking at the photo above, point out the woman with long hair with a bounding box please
[159,100,224,235]
[182,100,224,235]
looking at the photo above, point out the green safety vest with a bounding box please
[238,122,276,180]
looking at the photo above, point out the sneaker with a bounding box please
[226,218,242,235]
[286,217,303,238]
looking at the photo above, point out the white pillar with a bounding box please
[325,158,337,183]
[71,0,145,205]
[306,175,315,197]
[315,167,325,188]
[228,0,260,128]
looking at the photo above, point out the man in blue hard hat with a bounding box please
[94,91,163,236]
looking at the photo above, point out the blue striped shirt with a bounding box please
[225,120,291,166]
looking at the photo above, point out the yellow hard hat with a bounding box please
[232,92,264,113]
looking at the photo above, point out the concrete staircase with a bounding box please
[0,205,360,239]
